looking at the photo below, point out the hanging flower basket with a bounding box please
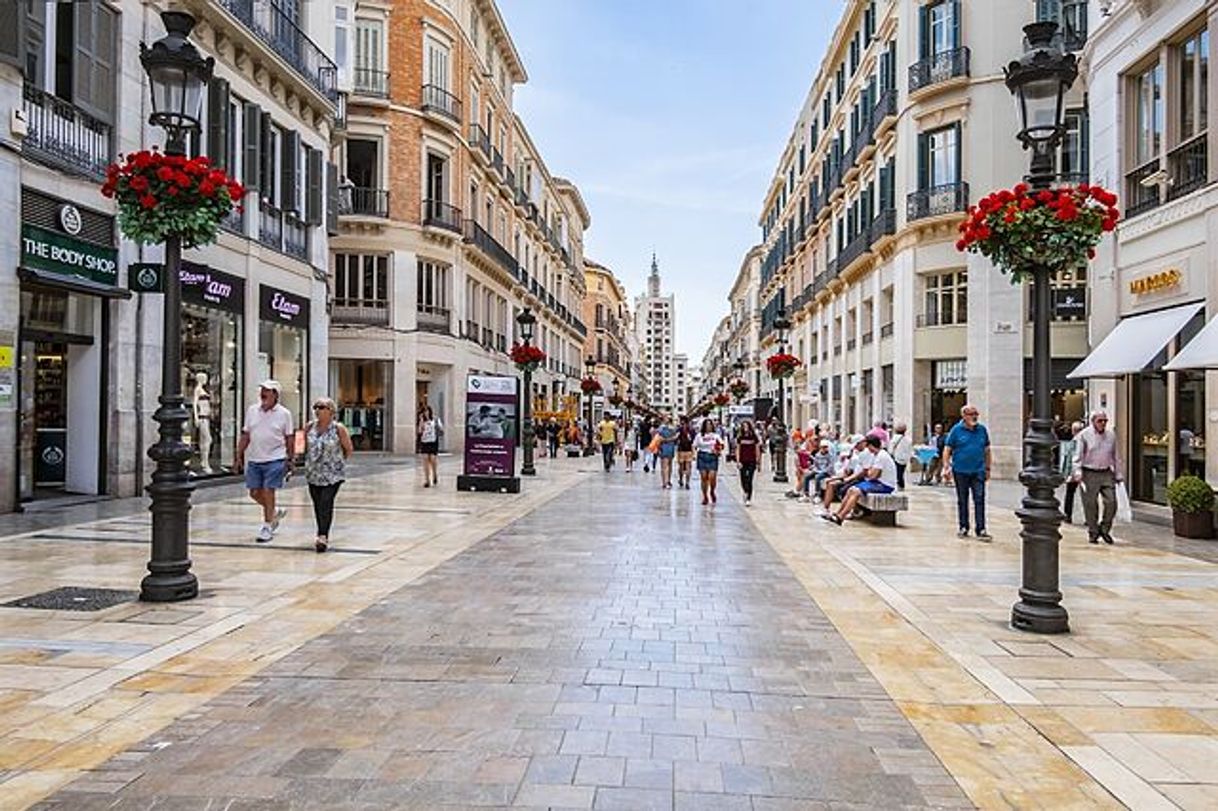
[766,352,801,380]
[101,150,244,248]
[713,392,730,407]
[608,393,622,406]
[510,343,546,373]
[956,182,1119,283]
[580,377,602,395]
[729,379,750,401]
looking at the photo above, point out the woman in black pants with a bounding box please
[304,397,354,553]
[735,420,760,506]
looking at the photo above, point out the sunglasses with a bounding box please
[313,404,330,411]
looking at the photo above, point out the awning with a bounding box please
[1067,301,1204,379]
[18,267,132,300]
[1165,313,1218,370]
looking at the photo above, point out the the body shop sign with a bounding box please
[463,374,518,477]
[180,262,245,314]
[259,285,310,329]
[21,224,118,286]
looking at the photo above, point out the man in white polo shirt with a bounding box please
[235,380,295,542]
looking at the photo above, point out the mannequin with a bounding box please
[193,371,213,473]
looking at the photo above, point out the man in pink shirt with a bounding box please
[1071,409,1124,545]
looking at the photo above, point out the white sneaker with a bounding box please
[271,508,286,532]
[744,498,752,506]
[256,524,273,543]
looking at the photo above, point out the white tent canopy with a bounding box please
[1165,312,1218,370]
[1068,301,1204,379]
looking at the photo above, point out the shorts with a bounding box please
[245,459,287,490]
[848,479,894,495]
[696,451,720,472]
[419,440,439,455]
[677,450,694,464]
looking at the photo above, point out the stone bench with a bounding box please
[857,492,909,527]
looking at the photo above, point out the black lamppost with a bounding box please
[772,308,792,483]
[1005,21,1078,634]
[734,356,746,402]
[139,11,214,603]
[517,307,537,476]
[584,355,597,455]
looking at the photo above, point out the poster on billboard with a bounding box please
[457,373,521,492]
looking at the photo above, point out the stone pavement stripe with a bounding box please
[30,471,968,809]
[26,532,382,555]
[0,457,586,809]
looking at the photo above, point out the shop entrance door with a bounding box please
[18,341,70,499]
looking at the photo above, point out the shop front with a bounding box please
[930,359,967,430]
[331,358,389,450]
[15,192,126,502]
[258,284,309,429]
[180,262,245,476]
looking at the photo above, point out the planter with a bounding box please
[1172,509,1214,540]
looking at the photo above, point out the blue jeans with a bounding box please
[954,472,986,532]
[245,459,286,490]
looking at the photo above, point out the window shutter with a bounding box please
[918,4,930,59]
[326,161,340,235]
[23,0,45,87]
[306,147,323,225]
[243,103,262,189]
[281,130,301,213]
[917,132,929,190]
[259,111,274,196]
[0,1,24,71]
[206,77,231,170]
[73,2,117,123]
[953,122,963,184]
[949,0,961,49]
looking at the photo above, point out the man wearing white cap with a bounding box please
[235,380,295,542]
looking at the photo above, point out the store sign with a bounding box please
[1129,268,1182,296]
[180,262,245,314]
[58,204,82,235]
[1053,287,1086,319]
[463,374,518,478]
[128,263,165,294]
[935,359,968,390]
[259,285,310,329]
[20,224,118,286]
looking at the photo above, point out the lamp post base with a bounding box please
[1011,599,1069,634]
[141,570,198,602]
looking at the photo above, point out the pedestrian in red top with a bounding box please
[735,420,760,506]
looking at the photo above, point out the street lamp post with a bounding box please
[1005,21,1078,634]
[584,355,596,456]
[517,307,537,476]
[772,308,791,483]
[139,12,214,603]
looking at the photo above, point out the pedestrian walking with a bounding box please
[656,415,679,488]
[235,380,295,543]
[889,422,912,490]
[822,435,898,525]
[735,420,760,506]
[597,414,618,472]
[624,421,638,472]
[676,416,696,488]
[640,417,655,472]
[942,404,992,541]
[694,418,724,505]
[304,398,354,553]
[417,405,443,487]
[1072,410,1124,544]
[547,418,560,458]
[1059,420,1084,523]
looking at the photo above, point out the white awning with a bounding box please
[1165,313,1218,370]
[1068,301,1204,379]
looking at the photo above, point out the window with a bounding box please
[425,36,450,90]
[1179,28,1209,143]
[417,260,450,314]
[334,253,389,308]
[1060,108,1088,182]
[1132,61,1164,167]
[919,124,960,188]
[354,18,385,94]
[922,0,959,58]
[923,270,967,327]
[334,4,350,78]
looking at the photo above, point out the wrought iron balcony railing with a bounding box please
[339,186,389,218]
[909,47,971,94]
[463,219,519,278]
[422,199,462,233]
[421,84,462,123]
[352,67,389,98]
[1168,133,1208,201]
[917,310,967,328]
[907,181,969,221]
[468,123,491,161]
[217,0,338,103]
[332,302,389,326]
[21,84,112,181]
[417,305,451,335]
[869,208,897,243]
[1125,159,1162,218]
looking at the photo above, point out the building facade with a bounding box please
[1077,0,1216,506]
[634,255,678,413]
[746,0,1089,475]
[582,259,631,399]
[0,0,337,513]
[327,0,590,454]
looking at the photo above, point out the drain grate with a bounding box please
[4,586,139,612]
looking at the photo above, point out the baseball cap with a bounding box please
[259,379,282,393]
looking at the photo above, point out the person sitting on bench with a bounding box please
[821,435,898,526]
[819,435,870,510]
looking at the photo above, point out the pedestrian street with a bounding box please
[0,454,1214,809]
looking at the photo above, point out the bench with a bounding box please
[857,492,909,526]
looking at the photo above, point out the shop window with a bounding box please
[182,304,242,475]
[922,270,967,327]
[332,359,388,451]
[258,320,306,430]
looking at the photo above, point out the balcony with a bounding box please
[917,311,967,328]
[332,301,389,326]
[1125,160,1161,218]
[216,0,338,104]
[468,124,491,164]
[352,67,389,98]
[258,202,283,249]
[872,87,897,129]
[838,229,871,270]
[869,208,897,243]
[284,213,308,260]
[21,84,112,181]
[463,219,519,278]
[908,47,971,95]
[907,182,969,222]
[339,186,389,218]
[417,306,451,335]
[421,84,462,124]
[880,322,894,339]
[422,199,462,233]
[490,145,505,177]
[1167,133,1208,202]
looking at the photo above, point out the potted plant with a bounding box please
[766,352,801,380]
[1166,475,1215,539]
[509,343,546,373]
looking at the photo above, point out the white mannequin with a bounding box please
[193,371,213,473]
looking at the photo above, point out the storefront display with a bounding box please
[180,262,245,475]
[332,359,388,450]
[258,285,310,428]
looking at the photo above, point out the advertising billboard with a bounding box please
[462,374,518,479]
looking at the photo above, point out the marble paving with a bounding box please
[27,469,968,810]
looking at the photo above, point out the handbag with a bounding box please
[1115,482,1133,523]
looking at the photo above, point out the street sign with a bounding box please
[128,263,165,294]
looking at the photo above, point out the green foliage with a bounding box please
[1166,475,1215,513]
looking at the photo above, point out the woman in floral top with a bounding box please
[304,397,354,553]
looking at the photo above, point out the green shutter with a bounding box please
[326,161,339,235]
[73,2,117,123]
[281,130,301,213]
[949,0,961,50]
[306,147,323,225]
[917,132,929,190]
[953,122,962,184]
[259,111,274,198]
[918,4,929,59]
[206,78,230,170]
[243,103,261,189]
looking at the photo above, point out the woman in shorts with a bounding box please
[693,418,724,505]
[417,405,443,487]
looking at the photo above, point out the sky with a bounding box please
[498,0,842,364]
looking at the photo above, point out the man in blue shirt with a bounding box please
[942,404,993,541]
